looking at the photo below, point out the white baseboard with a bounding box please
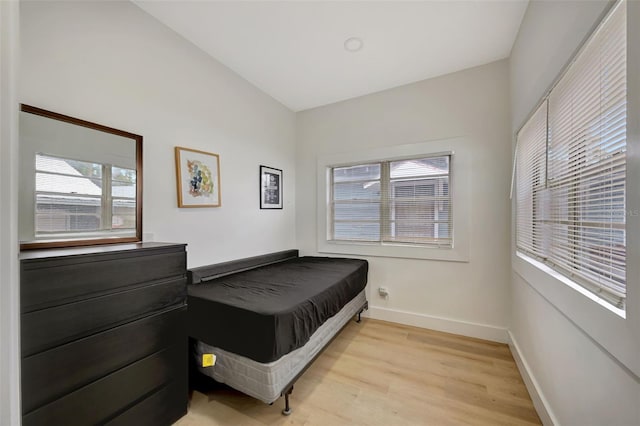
[508,331,558,426]
[366,306,508,343]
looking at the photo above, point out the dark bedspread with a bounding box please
[187,256,368,363]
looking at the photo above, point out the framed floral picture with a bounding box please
[260,165,283,209]
[175,146,221,208]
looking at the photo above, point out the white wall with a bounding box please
[0,1,21,424]
[509,1,640,425]
[296,60,512,341]
[19,0,296,267]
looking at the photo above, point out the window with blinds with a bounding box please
[516,0,626,308]
[35,153,137,237]
[330,155,452,247]
[516,101,548,259]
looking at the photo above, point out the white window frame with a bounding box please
[513,0,640,378]
[34,153,137,241]
[329,154,452,247]
[317,138,470,262]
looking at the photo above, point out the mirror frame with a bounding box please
[19,104,143,250]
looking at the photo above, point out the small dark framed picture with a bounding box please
[260,165,283,209]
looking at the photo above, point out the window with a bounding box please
[516,1,627,309]
[35,153,136,238]
[516,102,548,260]
[330,155,452,248]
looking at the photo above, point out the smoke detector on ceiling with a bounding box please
[344,37,364,52]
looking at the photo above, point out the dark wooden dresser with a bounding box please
[20,242,188,426]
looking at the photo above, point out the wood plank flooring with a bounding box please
[175,318,541,426]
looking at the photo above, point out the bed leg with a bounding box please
[282,386,293,416]
[356,302,368,323]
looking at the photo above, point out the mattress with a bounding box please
[194,290,367,403]
[188,256,368,363]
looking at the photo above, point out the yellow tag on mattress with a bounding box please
[202,353,216,367]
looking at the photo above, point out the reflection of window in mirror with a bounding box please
[35,154,136,234]
[19,105,142,249]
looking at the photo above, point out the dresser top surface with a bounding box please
[20,242,186,261]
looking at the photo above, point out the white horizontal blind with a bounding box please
[35,153,137,237]
[384,157,451,246]
[35,154,103,233]
[516,0,626,307]
[516,101,548,258]
[331,163,382,242]
[330,155,452,247]
[547,0,626,306]
[111,166,137,230]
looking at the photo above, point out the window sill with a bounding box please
[318,239,469,262]
[513,250,639,378]
[516,251,625,318]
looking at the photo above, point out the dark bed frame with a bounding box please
[188,249,368,415]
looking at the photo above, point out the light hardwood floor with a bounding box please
[176,318,541,426]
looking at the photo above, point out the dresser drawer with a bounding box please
[105,377,188,426]
[22,277,187,356]
[22,307,186,414]
[21,246,186,312]
[23,344,183,426]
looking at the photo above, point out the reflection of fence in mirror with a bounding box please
[18,105,143,249]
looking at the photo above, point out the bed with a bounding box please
[187,249,368,415]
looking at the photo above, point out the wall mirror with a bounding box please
[19,104,142,249]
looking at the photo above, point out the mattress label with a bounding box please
[202,353,216,367]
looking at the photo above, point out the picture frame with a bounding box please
[260,165,283,209]
[175,146,221,208]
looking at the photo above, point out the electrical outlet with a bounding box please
[378,287,389,298]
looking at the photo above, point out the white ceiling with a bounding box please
[135,1,528,112]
